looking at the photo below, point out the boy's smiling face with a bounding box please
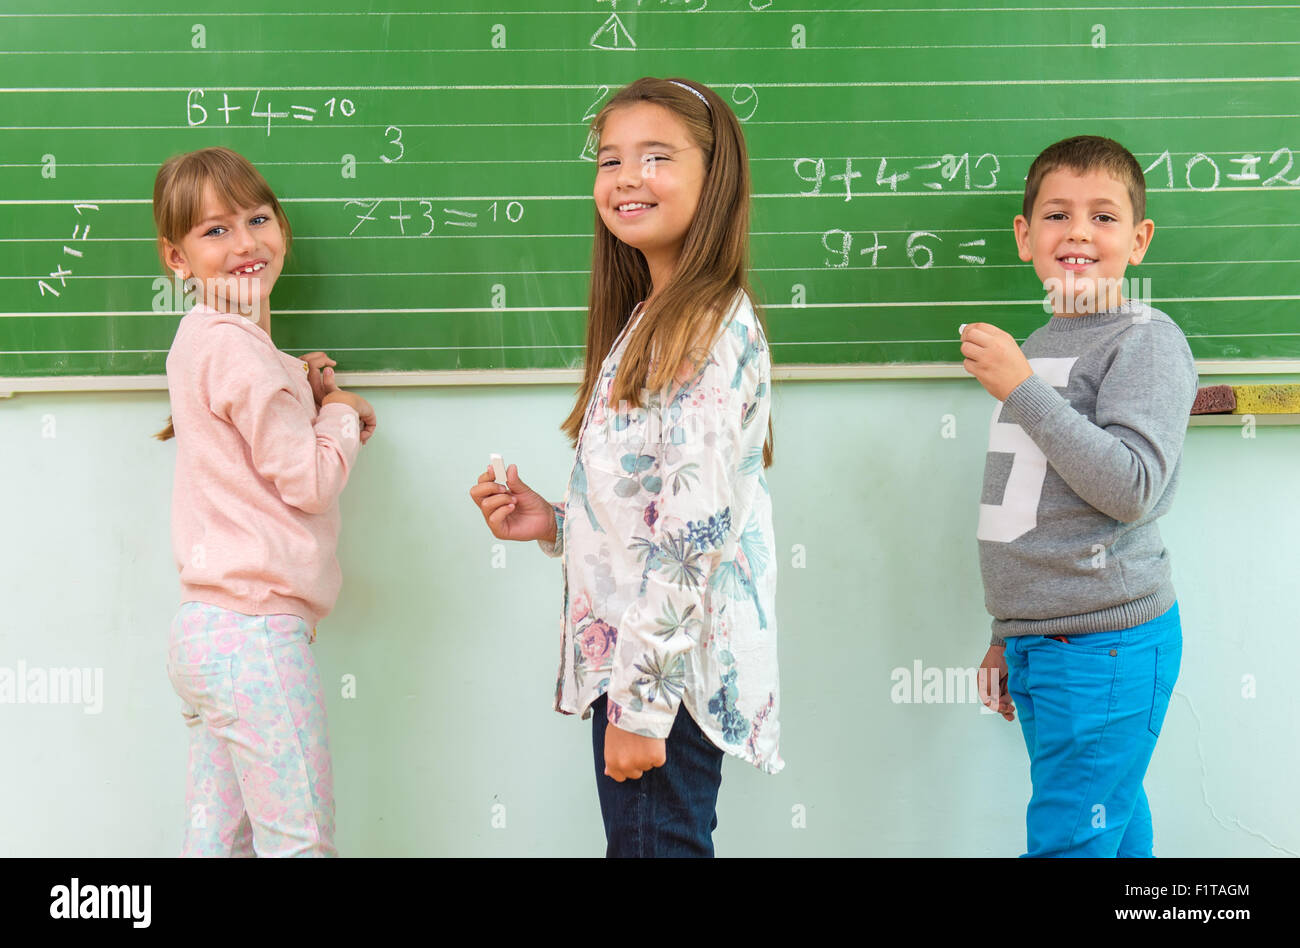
[1014,167,1154,316]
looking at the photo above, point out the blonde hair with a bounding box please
[150,147,291,441]
[561,77,772,467]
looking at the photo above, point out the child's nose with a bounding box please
[615,160,642,187]
[231,224,257,253]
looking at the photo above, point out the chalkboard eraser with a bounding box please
[1231,384,1300,414]
[489,453,507,483]
[1191,385,1236,414]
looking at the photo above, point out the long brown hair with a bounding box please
[561,77,773,467]
[150,147,292,441]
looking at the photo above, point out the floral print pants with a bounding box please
[166,602,336,857]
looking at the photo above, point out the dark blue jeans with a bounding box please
[590,694,724,858]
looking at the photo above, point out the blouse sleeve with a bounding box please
[603,314,763,738]
[537,502,566,558]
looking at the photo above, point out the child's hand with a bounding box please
[604,722,667,782]
[469,464,557,544]
[977,645,1015,721]
[349,393,377,444]
[302,351,338,407]
[960,323,1034,402]
[322,388,378,444]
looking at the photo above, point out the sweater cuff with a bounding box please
[990,633,1006,648]
[1003,372,1067,430]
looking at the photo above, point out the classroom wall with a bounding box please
[0,377,1296,857]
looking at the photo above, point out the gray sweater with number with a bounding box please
[977,302,1198,643]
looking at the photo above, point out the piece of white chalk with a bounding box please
[958,323,968,336]
[489,453,507,483]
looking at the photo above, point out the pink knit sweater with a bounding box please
[165,305,362,629]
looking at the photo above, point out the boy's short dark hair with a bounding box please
[1023,136,1146,222]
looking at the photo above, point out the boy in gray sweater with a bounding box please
[961,136,1197,857]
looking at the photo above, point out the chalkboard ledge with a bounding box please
[1187,413,1299,427]
[767,361,1300,381]
[2,359,1297,398]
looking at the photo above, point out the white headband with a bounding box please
[669,80,711,111]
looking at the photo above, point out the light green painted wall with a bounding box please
[0,379,1295,857]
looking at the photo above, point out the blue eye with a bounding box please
[203,225,227,237]
[251,214,270,226]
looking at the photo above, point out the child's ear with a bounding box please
[1012,215,1033,262]
[161,238,190,279]
[1129,219,1155,266]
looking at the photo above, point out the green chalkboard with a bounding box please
[2,0,1298,379]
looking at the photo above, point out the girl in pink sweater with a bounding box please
[154,147,375,856]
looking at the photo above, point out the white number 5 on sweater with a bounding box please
[977,357,1078,543]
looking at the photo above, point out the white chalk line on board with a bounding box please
[765,298,1300,307]
[0,270,581,279]
[0,307,581,318]
[0,196,593,204]
[12,40,1300,54]
[4,263,1294,278]
[6,224,1299,245]
[6,222,1296,244]
[8,114,1299,131]
[6,329,1297,357]
[6,295,1297,319]
[0,346,580,354]
[5,185,1299,207]
[3,152,1298,168]
[773,335,1300,343]
[3,6,1299,15]
[0,233,594,241]
[4,77,1299,93]
[4,258,1295,281]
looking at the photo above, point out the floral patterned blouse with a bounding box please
[539,291,782,774]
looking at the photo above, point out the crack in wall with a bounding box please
[1174,690,1298,857]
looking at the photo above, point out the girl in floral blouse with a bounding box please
[470,77,781,857]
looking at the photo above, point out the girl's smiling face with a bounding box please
[594,102,706,289]
[164,181,285,316]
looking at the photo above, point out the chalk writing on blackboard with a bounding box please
[1144,147,1300,191]
[36,203,98,301]
[590,13,635,51]
[186,88,358,136]
[820,229,992,271]
[340,200,525,236]
[795,154,1002,199]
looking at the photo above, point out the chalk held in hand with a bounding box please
[959,323,968,337]
[490,453,507,484]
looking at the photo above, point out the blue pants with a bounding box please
[1003,602,1182,857]
[590,694,724,858]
